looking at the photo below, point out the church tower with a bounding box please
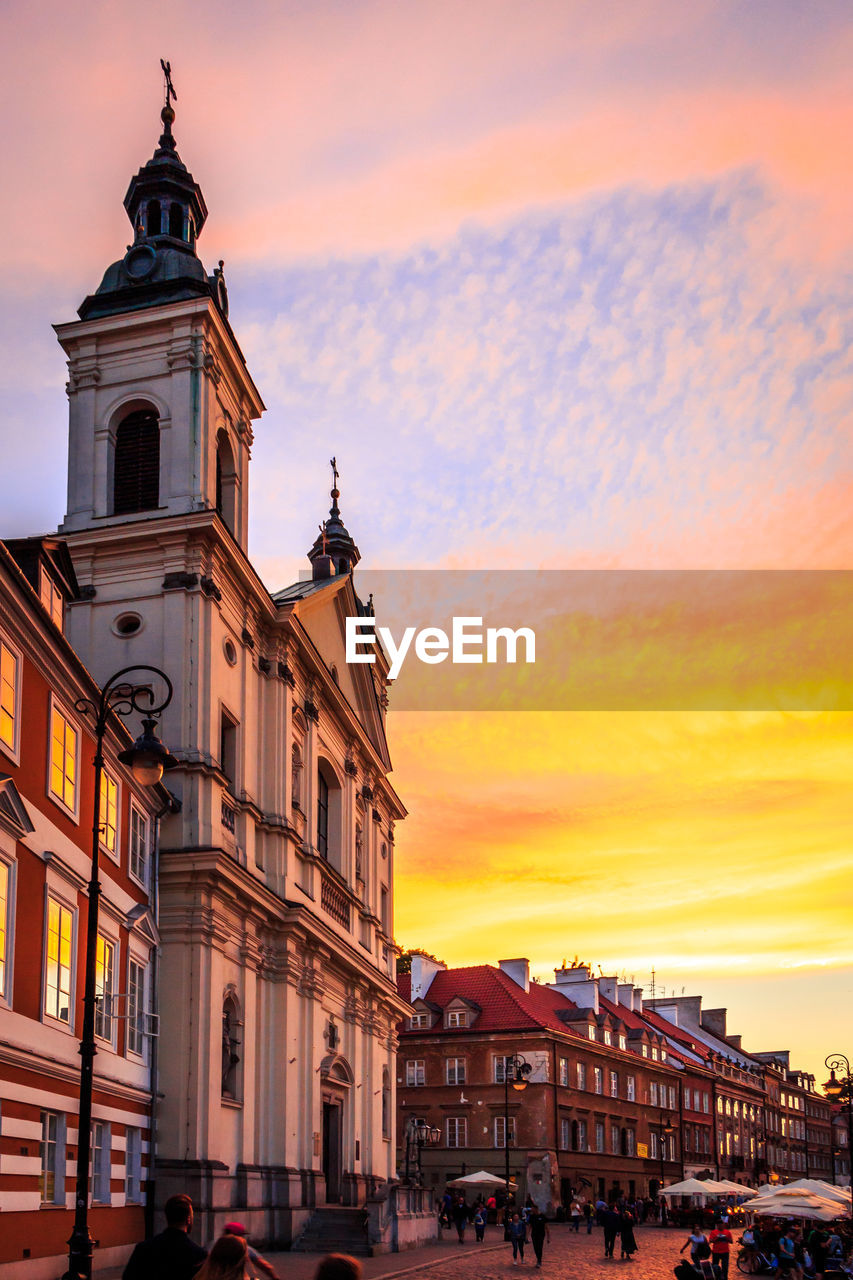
[57,69,407,1250]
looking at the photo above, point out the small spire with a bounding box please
[158,58,178,151]
[330,456,340,516]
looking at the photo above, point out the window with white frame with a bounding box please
[446,1009,469,1028]
[626,1074,636,1102]
[577,1118,588,1151]
[560,1117,570,1149]
[45,895,74,1023]
[446,1117,467,1148]
[94,934,116,1042]
[49,703,79,816]
[125,1126,142,1203]
[559,1057,569,1086]
[611,1122,620,1153]
[126,957,147,1057]
[594,1066,603,1094]
[129,805,149,884]
[0,636,21,758]
[39,1110,65,1203]
[669,1085,677,1110]
[610,1070,618,1097]
[406,1060,425,1086]
[39,565,64,630]
[652,1045,659,1061]
[618,1033,627,1051]
[576,1062,586,1090]
[446,1057,466,1085]
[0,854,13,1003]
[99,770,119,857]
[595,1121,605,1152]
[587,1025,596,1041]
[603,1029,612,1046]
[626,1128,636,1156]
[650,1081,659,1106]
[641,1044,649,1058]
[494,1116,516,1148]
[650,1131,659,1159]
[409,1012,430,1029]
[684,1087,692,1109]
[92,1121,111,1202]
[494,1056,507,1084]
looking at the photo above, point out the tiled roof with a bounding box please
[398,965,582,1036]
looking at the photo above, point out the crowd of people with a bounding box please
[675,1216,853,1280]
[121,1193,363,1280]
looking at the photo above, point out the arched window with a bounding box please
[382,1067,391,1140]
[146,199,161,237]
[113,409,160,515]
[221,993,242,1100]
[169,202,184,239]
[316,759,343,870]
[215,429,238,533]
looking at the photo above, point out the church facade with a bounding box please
[54,88,408,1248]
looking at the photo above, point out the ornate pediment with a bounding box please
[0,775,35,839]
[125,902,160,945]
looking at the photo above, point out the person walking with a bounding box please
[529,1208,551,1269]
[620,1209,638,1261]
[194,1236,250,1280]
[314,1257,363,1280]
[681,1224,709,1267]
[474,1203,487,1243]
[221,1222,278,1278]
[452,1193,469,1243]
[509,1212,528,1265]
[123,1193,207,1280]
[709,1220,734,1280]
[603,1204,621,1259]
[584,1199,594,1234]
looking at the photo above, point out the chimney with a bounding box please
[727,1035,742,1052]
[599,975,619,1003]
[617,982,634,1009]
[312,554,337,581]
[632,988,644,1013]
[499,958,530,993]
[410,953,446,1001]
[700,1008,728,1039]
[549,963,599,1013]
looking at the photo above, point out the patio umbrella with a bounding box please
[661,1178,729,1197]
[446,1170,517,1190]
[746,1187,844,1222]
[780,1179,851,1207]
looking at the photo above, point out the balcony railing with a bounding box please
[321,873,351,930]
[221,794,237,835]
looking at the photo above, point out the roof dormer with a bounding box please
[443,996,480,1030]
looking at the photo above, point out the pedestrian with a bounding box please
[194,1235,250,1280]
[776,1229,802,1280]
[603,1204,621,1259]
[221,1222,278,1278]
[620,1209,638,1261]
[584,1199,594,1234]
[452,1193,468,1243]
[570,1199,582,1232]
[509,1212,528,1265]
[529,1208,551,1269]
[681,1224,709,1267]
[123,1192,208,1280]
[709,1219,734,1280]
[314,1257,362,1280]
[474,1203,487,1243]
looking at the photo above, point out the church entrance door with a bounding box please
[322,1099,343,1202]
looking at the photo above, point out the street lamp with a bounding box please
[502,1053,532,1208]
[65,667,177,1280]
[823,1055,853,1197]
[403,1116,441,1182]
[653,1110,674,1214]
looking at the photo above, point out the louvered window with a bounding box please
[114,411,159,514]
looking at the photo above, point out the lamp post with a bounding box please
[65,667,177,1280]
[823,1055,853,1199]
[403,1117,441,1182]
[653,1110,674,1217]
[503,1053,532,1208]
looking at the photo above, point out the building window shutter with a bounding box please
[114,410,160,515]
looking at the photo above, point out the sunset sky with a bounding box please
[1,1,851,1081]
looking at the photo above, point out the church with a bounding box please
[49,77,408,1250]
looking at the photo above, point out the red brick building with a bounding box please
[0,537,171,1278]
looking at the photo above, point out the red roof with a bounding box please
[398,965,583,1036]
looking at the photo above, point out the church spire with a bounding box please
[78,60,230,322]
[308,458,361,578]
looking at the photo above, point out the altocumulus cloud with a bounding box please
[240,172,851,583]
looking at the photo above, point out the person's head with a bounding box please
[195,1234,247,1280]
[224,1222,248,1240]
[165,1194,194,1230]
[512,1212,520,1222]
[314,1254,363,1280]
[692,1224,701,1233]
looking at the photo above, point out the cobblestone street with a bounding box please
[259,1222,687,1280]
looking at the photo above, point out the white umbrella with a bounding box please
[780,1179,851,1207]
[446,1170,516,1190]
[715,1179,756,1197]
[662,1178,729,1197]
[746,1187,844,1222]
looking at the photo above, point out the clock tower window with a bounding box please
[113,409,160,515]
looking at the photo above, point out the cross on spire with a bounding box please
[160,58,178,106]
